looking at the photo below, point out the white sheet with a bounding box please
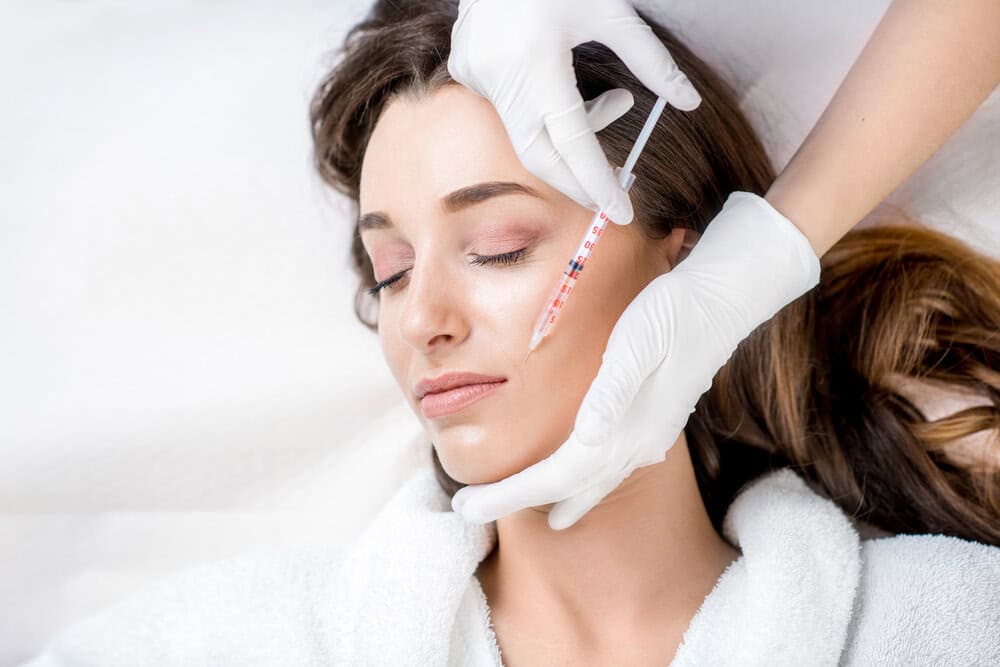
[2,1,997,663]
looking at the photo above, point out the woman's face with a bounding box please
[359,84,678,485]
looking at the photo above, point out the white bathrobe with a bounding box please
[22,465,1000,666]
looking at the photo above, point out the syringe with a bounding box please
[524,95,669,363]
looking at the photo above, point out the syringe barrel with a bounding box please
[531,270,577,341]
[528,165,637,350]
[526,100,661,353]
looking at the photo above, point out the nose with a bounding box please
[396,262,470,355]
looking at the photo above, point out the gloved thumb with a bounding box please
[583,88,635,133]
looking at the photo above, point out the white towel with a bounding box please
[22,463,1000,666]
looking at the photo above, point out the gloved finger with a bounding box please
[451,432,603,523]
[512,89,633,215]
[492,97,598,212]
[571,357,642,448]
[601,16,701,111]
[544,97,635,226]
[547,466,631,530]
[574,277,678,447]
[583,88,635,132]
[517,124,597,212]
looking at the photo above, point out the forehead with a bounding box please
[359,84,532,215]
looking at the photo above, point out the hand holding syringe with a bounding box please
[524,96,668,362]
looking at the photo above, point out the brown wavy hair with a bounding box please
[310,0,1000,544]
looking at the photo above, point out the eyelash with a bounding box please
[366,247,529,295]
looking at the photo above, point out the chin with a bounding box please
[429,415,571,485]
[437,444,548,487]
[438,456,507,487]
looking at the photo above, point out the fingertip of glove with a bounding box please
[662,73,701,111]
[669,86,702,112]
[606,198,634,226]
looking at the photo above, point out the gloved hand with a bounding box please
[451,193,822,529]
[448,0,701,226]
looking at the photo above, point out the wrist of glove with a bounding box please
[680,191,822,327]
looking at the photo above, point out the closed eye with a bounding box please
[366,247,530,295]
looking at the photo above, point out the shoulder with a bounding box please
[842,533,1000,665]
[22,543,345,666]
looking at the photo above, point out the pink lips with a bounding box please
[419,380,507,419]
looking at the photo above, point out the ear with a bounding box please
[656,227,702,270]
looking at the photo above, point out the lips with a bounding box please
[414,372,507,399]
[419,381,506,419]
[414,371,508,420]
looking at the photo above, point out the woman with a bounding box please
[23,0,1000,665]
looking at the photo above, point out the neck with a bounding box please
[476,431,740,646]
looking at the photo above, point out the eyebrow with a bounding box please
[358,181,542,232]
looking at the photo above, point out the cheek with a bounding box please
[377,314,410,397]
[372,221,651,485]
[486,227,649,475]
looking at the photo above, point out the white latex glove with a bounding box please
[451,193,822,529]
[448,0,702,226]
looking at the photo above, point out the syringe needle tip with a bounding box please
[523,338,538,365]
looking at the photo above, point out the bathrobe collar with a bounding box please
[669,468,862,666]
[327,464,497,664]
[328,464,861,666]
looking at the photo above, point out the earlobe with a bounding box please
[675,228,700,265]
[660,227,701,270]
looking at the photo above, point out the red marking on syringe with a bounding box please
[526,209,610,356]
